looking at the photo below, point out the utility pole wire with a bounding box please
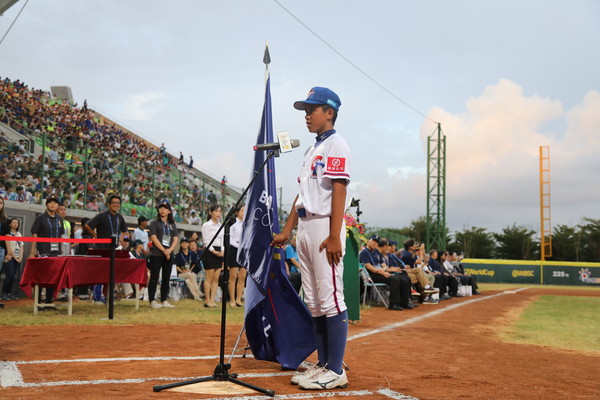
[272,0,438,125]
[0,0,30,47]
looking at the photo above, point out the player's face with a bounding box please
[304,105,331,135]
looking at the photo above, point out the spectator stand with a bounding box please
[0,77,242,224]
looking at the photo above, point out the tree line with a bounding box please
[376,217,600,262]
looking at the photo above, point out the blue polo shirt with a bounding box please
[359,247,384,268]
[400,249,417,267]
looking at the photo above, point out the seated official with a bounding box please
[439,251,462,297]
[359,235,412,310]
[452,252,479,295]
[427,250,454,300]
[174,237,203,301]
[391,240,438,296]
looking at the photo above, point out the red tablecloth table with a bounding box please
[20,256,147,315]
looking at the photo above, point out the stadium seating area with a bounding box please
[0,77,239,222]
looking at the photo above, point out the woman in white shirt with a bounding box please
[201,205,224,308]
[2,218,24,300]
[228,205,246,307]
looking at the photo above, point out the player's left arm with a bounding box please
[320,179,347,266]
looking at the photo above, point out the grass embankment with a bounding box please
[499,294,600,354]
[0,299,246,326]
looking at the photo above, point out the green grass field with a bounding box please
[496,292,600,354]
[0,299,246,326]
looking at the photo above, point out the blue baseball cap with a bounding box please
[294,87,341,111]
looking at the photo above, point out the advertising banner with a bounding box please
[462,259,540,284]
[462,259,600,286]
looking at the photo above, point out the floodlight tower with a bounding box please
[539,146,552,260]
[426,123,447,251]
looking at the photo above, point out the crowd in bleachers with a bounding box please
[0,77,234,223]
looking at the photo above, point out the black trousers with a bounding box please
[148,255,172,303]
[447,274,459,295]
[433,274,447,296]
[459,275,478,292]
[370,272,410,307]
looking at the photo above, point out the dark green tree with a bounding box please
[551,224,579,261]
[493,224,539,260]
[450,226,496,258]
[397,216,428,243]
[579,218,600,262]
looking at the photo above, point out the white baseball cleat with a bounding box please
[299,368,348,390]
[291,364,324,385]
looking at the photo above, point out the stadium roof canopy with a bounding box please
[0,0,19,16]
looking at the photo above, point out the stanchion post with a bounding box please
[108,236,116,320]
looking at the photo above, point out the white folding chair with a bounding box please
[359,264,389,308]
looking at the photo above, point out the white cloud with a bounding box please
[120,92,166,121]
[417,79,600,232]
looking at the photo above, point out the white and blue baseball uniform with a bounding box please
[295,129,351,318]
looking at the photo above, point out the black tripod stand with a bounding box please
[152,151,276,397]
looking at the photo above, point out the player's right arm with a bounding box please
[271,195,299,247]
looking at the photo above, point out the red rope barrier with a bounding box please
[0,236,112,244]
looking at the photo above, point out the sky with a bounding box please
[1,0,599,235]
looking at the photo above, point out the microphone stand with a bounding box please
[153,150,277,397]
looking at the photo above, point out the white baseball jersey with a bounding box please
[296,130,351,216]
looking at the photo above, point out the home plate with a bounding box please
[167,380,256,395]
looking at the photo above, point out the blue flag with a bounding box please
[237,74,315,370]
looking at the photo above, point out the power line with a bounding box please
[272,0,438,125]
[0,0,29,47]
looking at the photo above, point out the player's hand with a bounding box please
[320,235,343,266]
[270,232,290,247]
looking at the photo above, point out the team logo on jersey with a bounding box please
[327,157,346,172]
[311,155,324,178]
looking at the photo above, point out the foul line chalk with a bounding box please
[378,388,421,400]
[348,287,529,341]
[15,354,251,365]
[190,390,374,400]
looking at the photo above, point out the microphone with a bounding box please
[253,139,300,152]
[253,131,300,154]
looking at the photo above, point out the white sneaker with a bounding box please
[162,300,175,308]
[291,364,324,385]
[150,300,162,309]
[299,368,348,390]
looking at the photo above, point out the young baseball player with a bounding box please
[271,87,351,390]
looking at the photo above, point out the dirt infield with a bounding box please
[1,288,599,400]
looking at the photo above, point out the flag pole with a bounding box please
[152,45,275,397]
